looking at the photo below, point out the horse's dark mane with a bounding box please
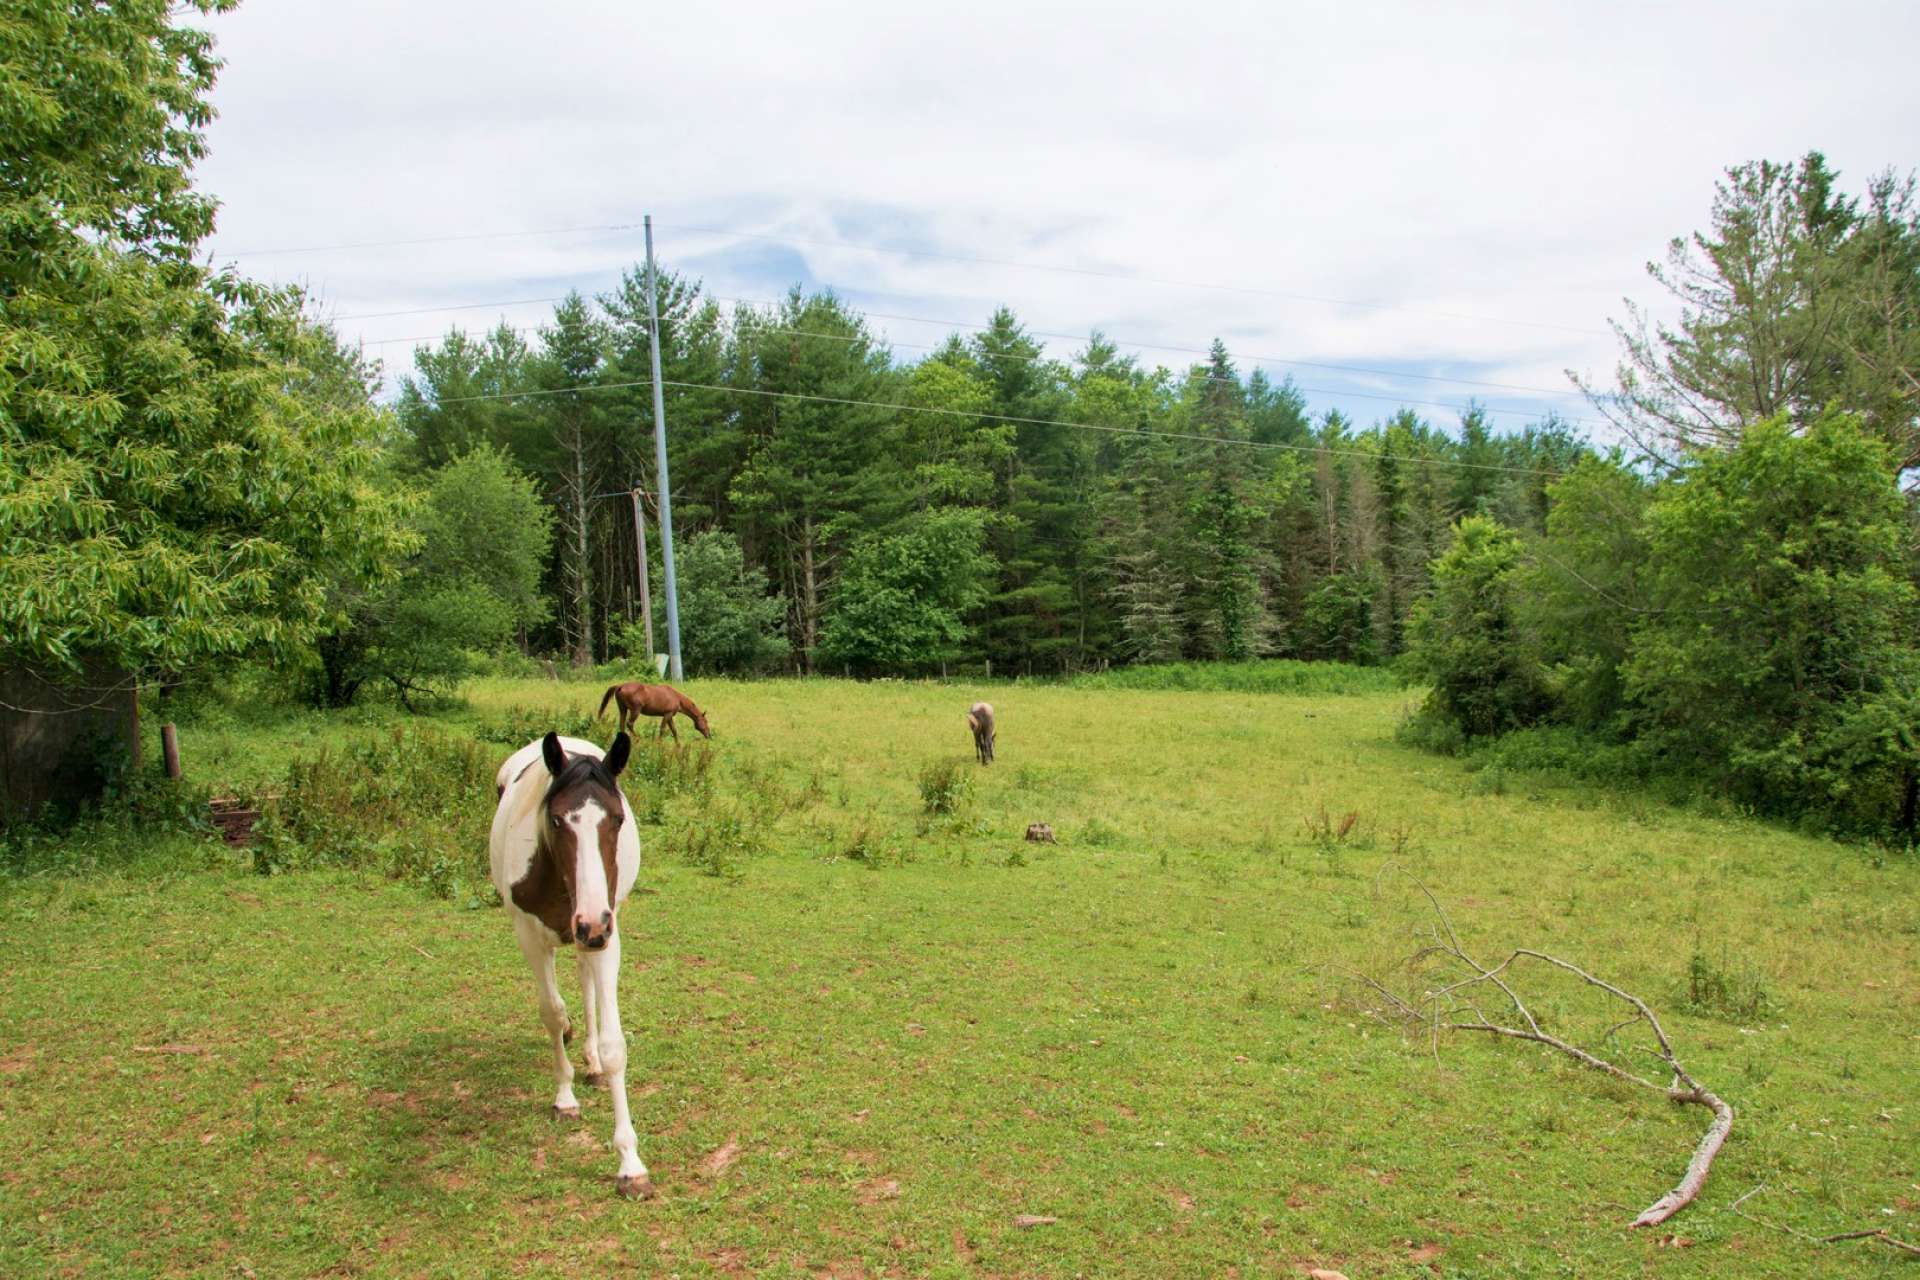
[544,756,620,806]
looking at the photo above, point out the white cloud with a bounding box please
[196,0,1920,435]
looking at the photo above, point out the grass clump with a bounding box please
[666,801,757,880]
[1301,803,1362,853]
[838,816,908,867]
[916,757,973,818]
[1681,944,1776,1021]
[471,703,603,746]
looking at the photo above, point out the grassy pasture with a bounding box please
[1,674,1916,1277]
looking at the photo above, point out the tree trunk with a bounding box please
[800,514,818,672]
[570,430,594,666]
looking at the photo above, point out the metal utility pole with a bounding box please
[628,488,656,664]
[643,215,684,681]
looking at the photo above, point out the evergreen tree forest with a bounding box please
[392,291,1590,678]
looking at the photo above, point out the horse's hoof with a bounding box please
[580,1070,604,1087]
[551,1104,580,1121]
[616,1173,656,1200]
[562,1024,573,1045]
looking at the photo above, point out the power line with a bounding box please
[336,287,1588,400]
[333,296,567,322]
[220,221,645,259]
[336,292,1601,423]
[671,222,1611,338]
[389,315,1592,427]
[430,375,1567,478]
[223,214,1606,338]
[802,299,1588,399]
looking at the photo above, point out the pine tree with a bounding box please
[535,293,609,665]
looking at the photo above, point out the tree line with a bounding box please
[388,283,1589,679]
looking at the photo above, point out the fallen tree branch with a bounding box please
[1367,887,1733,1228]
[1727,1184,1920,1258]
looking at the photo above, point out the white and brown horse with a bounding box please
[489,732,651,1198]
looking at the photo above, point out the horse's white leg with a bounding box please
[584,930,651,1197]
[576,950,604,1083]
[516,922,578,1118]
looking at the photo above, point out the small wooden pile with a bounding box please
[207,796,265,846]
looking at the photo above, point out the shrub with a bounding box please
[253,727,495,897]
[1623,412,1920,833]
[1468,725,1653,788]
[1401,516,1549,740]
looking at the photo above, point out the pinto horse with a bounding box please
[489,732,652,1198]
[598,681,711,741]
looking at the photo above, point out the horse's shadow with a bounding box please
[350,1027,558,1201]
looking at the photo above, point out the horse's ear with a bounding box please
[604,732,631,778]
[541,732,567,776]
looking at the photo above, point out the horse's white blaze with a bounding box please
[567,796,613,924]
[489,736,648,1193]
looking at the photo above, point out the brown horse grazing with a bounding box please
[598,682,712,741]
[966,701,995,765]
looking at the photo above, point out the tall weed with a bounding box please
[254,727,494,898]
[917,758,973,817]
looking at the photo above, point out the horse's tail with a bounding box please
[597,684,620,720]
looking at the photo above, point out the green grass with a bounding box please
[1069,658,1398,695]
[2,677,1917,1277]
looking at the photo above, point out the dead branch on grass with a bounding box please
[1727,1184,1920,1259]
[1360,886,1732,1228]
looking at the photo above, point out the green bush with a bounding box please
[1401,515,1549,740]
[1623,413,1919,833]
[0,750,220,878]
[253,727,495,897]
[1467,726,1653,787]
[665,800,756,880]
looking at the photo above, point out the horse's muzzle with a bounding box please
[573,911,612,949]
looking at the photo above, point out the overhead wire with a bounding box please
[333,294,1603,425]
[218,215,1607,338]
[429,374,1568,479]
[330,289,1587,402]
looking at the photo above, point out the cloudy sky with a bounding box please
[195,1,1919,439]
